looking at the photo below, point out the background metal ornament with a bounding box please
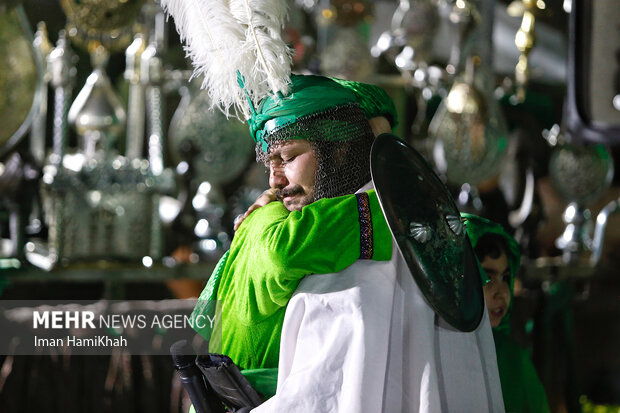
[319,27,374,81]
[0,4,42,158]
[371,133,484,332]
[429,61,509,187]
[168,85,253,186]
[549,142,614,206]
[59,0,146,51]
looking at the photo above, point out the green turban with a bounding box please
[248,74,398,153]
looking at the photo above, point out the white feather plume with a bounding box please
[160,0,292,119]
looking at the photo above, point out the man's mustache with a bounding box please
[276,186,304,200]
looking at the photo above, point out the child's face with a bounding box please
[481,251,511,328]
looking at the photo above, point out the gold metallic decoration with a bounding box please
[508,0,547,102]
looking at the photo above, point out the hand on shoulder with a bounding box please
[234,188,278,231]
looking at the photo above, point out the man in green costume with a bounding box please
[190,74,505,412]
[464,213,551,413]
[160,0,505,405]
[192,73,397,384]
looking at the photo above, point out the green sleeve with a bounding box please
[244,189,390,270]
[245,189,391,272]
[224,189,392,309]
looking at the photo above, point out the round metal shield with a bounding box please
[370,133,484,332]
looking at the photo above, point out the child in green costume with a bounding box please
[464,213,551,413]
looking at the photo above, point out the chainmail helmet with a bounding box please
[248,75,397,200]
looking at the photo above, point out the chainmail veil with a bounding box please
[255,103,375,200]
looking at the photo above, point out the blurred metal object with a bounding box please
[26,22,54,238]
[555,203,593,264]
[320,27,373,80]
[549,143,614,207]
[168,81,252,254]
[429,57,508,188]
[36,155,174,268]
[316,0,374,81]
[295,0,320,12]
[60,0,144,158]
[0,3,42,158]
[0,153,40,259]
[508,0,547,102]
[47,30,78,165]
[67,46,127,157]
[141,1,166,176]
[564,0,620,145]
[30,22,53,164]
[446,0,478,76]
[591,198,620,265]
[191,182,230,259]
[371,0,444,140]
[391,0,439,65]
[168,83,252,187]
[59,0,146,51]
[30,0,176,269]
[373,0,440,76]
[545,124,615,264]
[125,32,147,160]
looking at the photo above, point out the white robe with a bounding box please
[252,243,505,413]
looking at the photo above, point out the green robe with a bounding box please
[493,331,551,413]
[464,213,550,413]
[193,190,392,372]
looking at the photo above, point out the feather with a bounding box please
[160,0,292,119]
[229,0,292,99]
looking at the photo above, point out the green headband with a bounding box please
[248,74,398,152]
